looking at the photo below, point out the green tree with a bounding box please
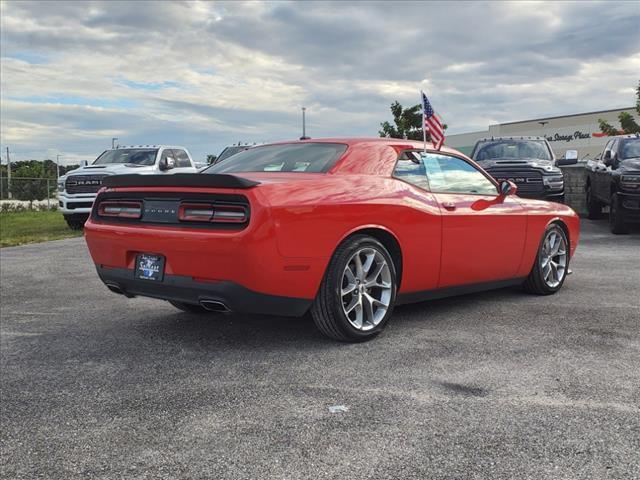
[11,163,49,205]
[379,101,424,140]
[598,80,640,135]
[379,101,448,141]
[206,154,218,164]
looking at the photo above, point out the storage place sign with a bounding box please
[544,131,592,142]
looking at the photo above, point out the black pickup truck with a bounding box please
[585,134,640,234]
[471,137,568,202]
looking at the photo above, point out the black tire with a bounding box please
[609,193,629,234]
[169,300,208,313]
[523,224,569,295]
[311,235,397,342]
[64,217,85,230]
[586,184,602,219]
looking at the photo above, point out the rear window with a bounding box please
[204,143,348,174]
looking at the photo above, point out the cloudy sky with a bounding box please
[1,0,639,165]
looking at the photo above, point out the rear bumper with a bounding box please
[97,265,312,316]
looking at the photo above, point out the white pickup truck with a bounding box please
[58,145,198,229]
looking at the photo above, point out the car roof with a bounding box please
[113,145,189,150]
[477,136,547,142]
[257,137,464,156]
[611,134,640,139]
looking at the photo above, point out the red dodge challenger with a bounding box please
[84,138,580,342]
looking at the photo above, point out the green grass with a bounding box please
[0,210,83,247]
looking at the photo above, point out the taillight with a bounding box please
[97,201,142,218]
[178,202,247,224]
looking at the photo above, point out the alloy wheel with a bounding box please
[540,230,567,288]
[340,247,393,331]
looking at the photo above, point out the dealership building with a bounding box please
[447,107,636,160]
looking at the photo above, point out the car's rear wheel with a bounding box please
[169,300,208,313]
[586,184,602,219]
[609,193,629,234]
[311,235,397,342]
[523,224,569,295]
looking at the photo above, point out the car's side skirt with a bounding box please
[397,277,527,305]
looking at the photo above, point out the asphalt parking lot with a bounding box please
[1,219,639,480]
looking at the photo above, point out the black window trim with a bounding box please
[393,148,500,196]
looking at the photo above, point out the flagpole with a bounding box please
[421,91,427,153]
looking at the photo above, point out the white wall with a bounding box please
[447,107,636,160]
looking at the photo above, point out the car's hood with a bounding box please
[619,158,640,172]
[476,158,560,173]
[63,163,156,178]
[475,158,556,170]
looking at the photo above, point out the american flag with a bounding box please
[421,91,445,150]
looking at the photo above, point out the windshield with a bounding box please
[620,138,640,160]
[473,140,552,161]
[93,148,158,166]
[204,143,348,174]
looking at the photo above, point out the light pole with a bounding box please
[300,107,309,140]
[56,154,62,179]
[112,137,118,149]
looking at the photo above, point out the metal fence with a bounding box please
[0,176,59,208]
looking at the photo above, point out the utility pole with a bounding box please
[6,146,11,199]
[56,154,62,179]
[112,137,118,149]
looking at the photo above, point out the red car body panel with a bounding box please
[84,138,580,314]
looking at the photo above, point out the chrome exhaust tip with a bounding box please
[105,282,135,298]
[199,299,231,313]
[105,282,124,295]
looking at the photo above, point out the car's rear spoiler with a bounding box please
[102,173,260,189]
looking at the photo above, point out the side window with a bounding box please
[393,151,430,190]
[173,149,191,167]
[160,149,174,163]
[603,140,613,160]
[422,153,497,195]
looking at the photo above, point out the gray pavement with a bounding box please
[1,219,639,479]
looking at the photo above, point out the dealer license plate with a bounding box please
[135,253,165,282]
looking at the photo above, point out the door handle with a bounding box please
[442,201,456,210]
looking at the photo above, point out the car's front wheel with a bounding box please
[523,224,569,295]
[311,235,397,342]
[64,217,85,230]
[609,193,629,234]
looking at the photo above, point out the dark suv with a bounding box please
[585,134,640,234]
[471,137,566,202]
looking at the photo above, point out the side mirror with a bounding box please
[80,160,89,167]
[557,149,578,166]
[159,157,175,171]
[499,180,517,197]
[603,150,613,167]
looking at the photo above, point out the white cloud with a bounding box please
[1,0,639,163]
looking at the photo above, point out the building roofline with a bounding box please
[496,107,636,127]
